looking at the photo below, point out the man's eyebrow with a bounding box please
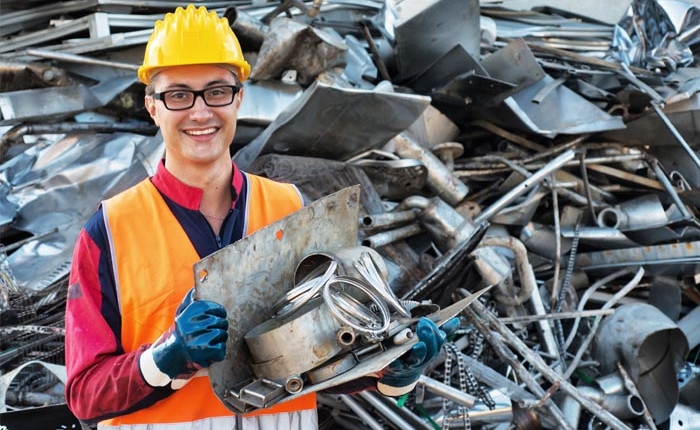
[162,79,236,90]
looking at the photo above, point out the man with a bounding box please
[64,4,452,429]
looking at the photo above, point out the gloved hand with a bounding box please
[139,290,228,389]
[377,316,460,397]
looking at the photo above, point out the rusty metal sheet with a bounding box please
[194,185,361,405]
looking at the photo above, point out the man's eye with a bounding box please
[167,91,191,100]
[208,88,227,96]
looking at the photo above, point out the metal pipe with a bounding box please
[417,374,477,408]
[560,385,645,428]
[337,394,385,430]
[480,236,561,373]
[356,391,428,430]
[360,209,420,230]
[360,222,423,248]
[456,153,646,176]
[392,132,470,205]
[26,48,140,70]
[474,149,577,223]
[463,296,635,430]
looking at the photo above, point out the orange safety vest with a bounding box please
[101,173,316,426]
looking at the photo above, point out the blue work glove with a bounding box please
[377,317,459,397]
[139,290,228,389]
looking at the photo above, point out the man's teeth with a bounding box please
[186,127,216,136]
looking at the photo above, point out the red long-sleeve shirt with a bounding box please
[64,161,247,423]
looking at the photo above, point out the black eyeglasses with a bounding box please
[152,85,240,111]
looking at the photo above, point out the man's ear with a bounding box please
[145,95,159,126]
[235,87,244,109]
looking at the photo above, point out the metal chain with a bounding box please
[443,342,470,430]
[465,329,496,409]
[554,222,581,366]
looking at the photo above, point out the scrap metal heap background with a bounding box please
[3,0,700,429]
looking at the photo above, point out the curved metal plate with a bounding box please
[194,185,361,407]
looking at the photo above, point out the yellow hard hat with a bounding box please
[138,4,251,84]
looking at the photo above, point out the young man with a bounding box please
[64,5,451,429]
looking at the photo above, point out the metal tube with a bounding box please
[474,149,577,223]
[357,391,429,430]
[464,296,635,430]
[337,394,385,430]
[26,48,140,70]
[480,236,561,373]
[649,158,694,219]
[360,222,423,248]
[360,209,419,230]
[417,374,477,408]
[392,132,470,205]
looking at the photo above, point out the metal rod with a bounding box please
[459,296,576,430]
[417,374,477,408]
[361,222,423,248]
[357,391,429,430]
[474,149,577,223]
[649,158,694,219]
[499,308,614,324]
[337,394,385,430]
[26,48,140,71]
[464,295,634,430]
[360,209,420,230]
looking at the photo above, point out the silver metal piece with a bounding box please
[393,195,477,253]
[593,303,690,423]
[195,186,360,408]
[357,390,419,430]
[360,209,419,230]
[361,222,423,248]
[353,251,411,318]
[480,236,561,372]
[273,260,337,318]
[596,194,669,231]
[232,79,430,171]
[307,354,357,385]
[575,240,700,274]
[247,298,346,380]
[337,394,385,430]
[285,375,304,394]
[240,379,286,409]
[474,149,577,223]
[336,326,356,347]
[560,385,645,428]
[391,132,469,205]
[650,159,694,220]
[323,276,391,336]
[417,375,476,408]
[388,0,481,80]
[392,327,413,345]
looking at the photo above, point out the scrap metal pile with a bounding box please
[3,0,700,429]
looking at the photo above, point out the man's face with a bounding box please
[145,64,243,168]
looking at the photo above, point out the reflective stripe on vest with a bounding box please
[97,408,318,430]
[101,175,315,427]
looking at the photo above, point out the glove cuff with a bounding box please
[139,346,172,388]
[376,378,419,397]
[139,329,198,389]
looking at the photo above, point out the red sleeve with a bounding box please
[64,223,169,423]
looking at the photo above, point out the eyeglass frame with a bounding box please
[150,85,241,111]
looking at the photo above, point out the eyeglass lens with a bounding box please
[159,85,238,110]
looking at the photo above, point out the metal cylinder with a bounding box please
[360,209,419,230]
[391,132,469,205]
[593,303,689,423]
